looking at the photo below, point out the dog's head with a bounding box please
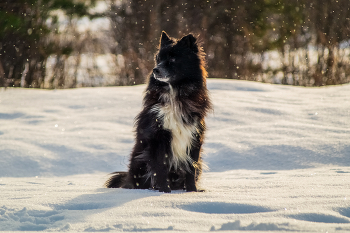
[152,31,203,85]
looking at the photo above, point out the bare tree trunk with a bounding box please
[325,46,335,85]
[0,60,5,88]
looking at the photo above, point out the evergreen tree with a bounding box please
[0,0,96,88]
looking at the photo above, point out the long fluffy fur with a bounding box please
[105,31,212,192]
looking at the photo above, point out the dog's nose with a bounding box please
[153,68,160,75]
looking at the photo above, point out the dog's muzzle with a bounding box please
[153,68,160,76]
[153,67,169,82]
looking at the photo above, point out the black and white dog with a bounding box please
[105,31,212,192]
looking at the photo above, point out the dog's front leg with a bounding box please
[186,147,201,192]
[149,130,172,193]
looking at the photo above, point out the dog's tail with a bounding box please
[105,172,128,188]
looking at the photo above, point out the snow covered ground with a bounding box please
[0,79,349,232]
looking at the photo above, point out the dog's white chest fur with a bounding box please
[154,86,197,169]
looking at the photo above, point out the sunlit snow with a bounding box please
[0,79,349,232]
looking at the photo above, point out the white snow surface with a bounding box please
[0,79,350,232]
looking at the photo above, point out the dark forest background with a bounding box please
[1,0,350,88]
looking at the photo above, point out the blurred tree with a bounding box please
[107,0,350,87]
[304,0,350,85]
[109,0,158,85]
[203,0,268,80]
[107,0,270,84]
[0,0,96,88]
[263,0,307,85]
[2,0,349,88]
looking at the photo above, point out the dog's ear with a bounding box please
[178,34,198,52]
[160,31,173,48]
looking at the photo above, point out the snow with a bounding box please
[0,79,350,232]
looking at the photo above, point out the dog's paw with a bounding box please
[159,185,171,193]
[186,185,197,192]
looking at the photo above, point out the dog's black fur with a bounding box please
[105,31,212,192]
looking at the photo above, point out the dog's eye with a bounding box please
[169,58,176,63]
